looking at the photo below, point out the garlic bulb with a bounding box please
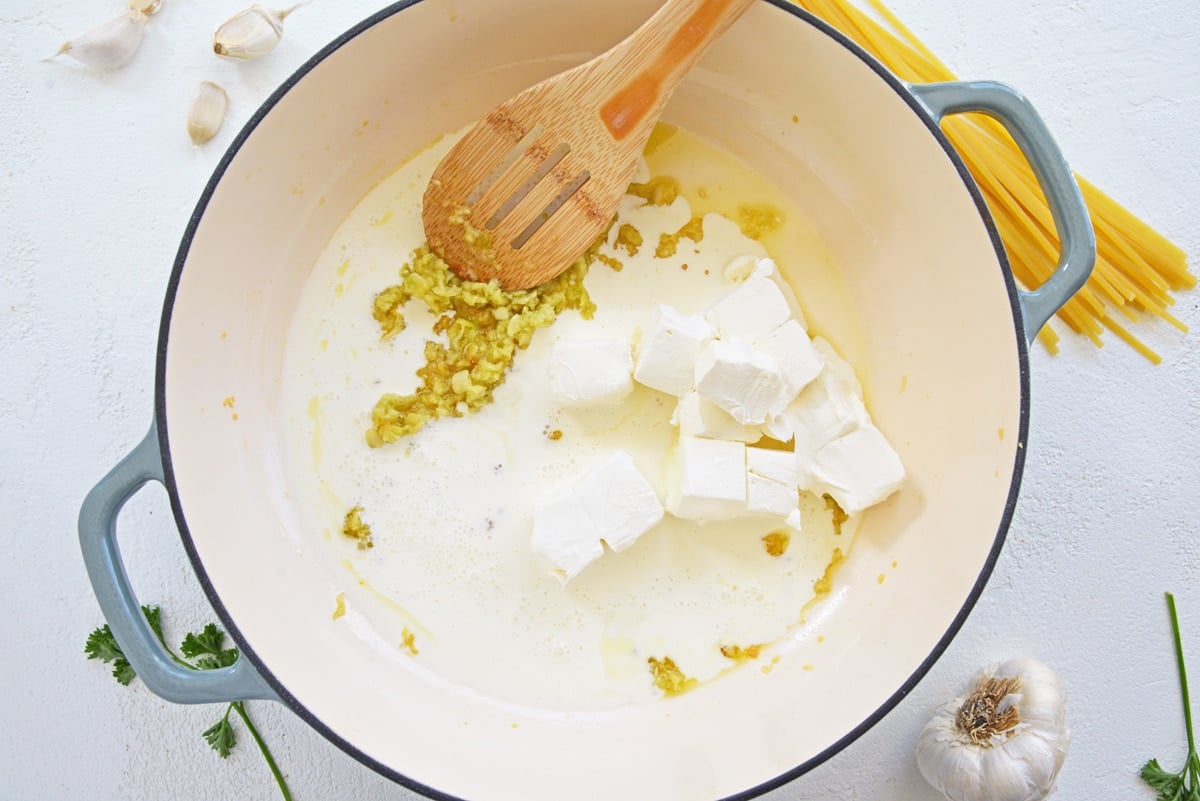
[53,10,149,70]
[187,81,229,146]
[212,4,302,61]
[917,658,1069,801]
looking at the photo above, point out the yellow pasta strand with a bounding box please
[791,0,1193,360]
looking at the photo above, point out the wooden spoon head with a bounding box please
[423,72,645,290]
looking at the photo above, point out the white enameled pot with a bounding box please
[79,1,1095,799]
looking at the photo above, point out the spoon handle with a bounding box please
[595,0,757,141]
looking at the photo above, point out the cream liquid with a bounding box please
[280,125,863,713]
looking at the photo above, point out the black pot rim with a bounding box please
[154,2,1030,799]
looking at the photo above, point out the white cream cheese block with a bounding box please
[671,391,763,443]
[809,425,906,515]
[703,271,793,342]
[694,338,786,426]
[665,436,747,521]
[531,450,664,583]
[633,305,718,397]
[549,337,633,406]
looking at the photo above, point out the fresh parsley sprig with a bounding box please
[1142,592,1200,801]
[85,606,293,801]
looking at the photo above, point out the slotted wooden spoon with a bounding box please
[422,0,757,290]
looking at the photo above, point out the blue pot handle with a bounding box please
[78,420,278,703]
[909,81,1096,344]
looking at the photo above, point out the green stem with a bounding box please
[231,702,293,801]
[1167,592,1196,757]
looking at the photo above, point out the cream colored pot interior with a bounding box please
[161,0,1023,798]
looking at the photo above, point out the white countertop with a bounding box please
[3,0,1198,799]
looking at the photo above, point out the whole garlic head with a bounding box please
[917,658,1069,801]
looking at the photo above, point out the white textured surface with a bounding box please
[1,0,1198,799]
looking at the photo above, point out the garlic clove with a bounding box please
[53,11,148,70]
[212,4,303,61]
[187,81,229,146]
[128,0,163,15]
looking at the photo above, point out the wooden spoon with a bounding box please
[422,0,757,290]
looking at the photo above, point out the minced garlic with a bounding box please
[762,530,791,557]
[812,547,845,595]
[735,203,783,240]
[400,627,419,656]
[342,505,374,550]
[366,245,597,447]
[614,223,643,256]
[824,494,849,535]
[648,656,698,696]
[720,644,763,662]
[656,216,704,258]
[626,176,680,207]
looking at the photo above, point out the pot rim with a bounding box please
[153,2,1031,799]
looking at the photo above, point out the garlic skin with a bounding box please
[213,4,302,61]
[54,11,149,70]
[187,81,229,146]
[917,658,1069,801]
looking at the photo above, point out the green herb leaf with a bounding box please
[202,709,237,759]
[85,624,124,663]
[85,624,136,685]
[195,650,239,670]
[87,608,292,800]
[142,605,164,641]
[1143,759,1184,798]
[181,623,230,660]
[1142,592,1200,801]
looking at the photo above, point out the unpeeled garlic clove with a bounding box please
[212,4,302,61]
[187,81,229,146]
[53,10,149,70]
[128,0,163,15]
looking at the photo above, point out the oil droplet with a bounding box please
[877,573,886,585]
[332,592,346,620]
[998,427,1005,440]
[899,374,908,393]
[791,114,799,123]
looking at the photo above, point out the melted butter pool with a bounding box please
[280,124,865,713]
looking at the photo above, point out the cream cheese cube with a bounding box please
[531,451,664,583]
[704,273,793,342]
[720,256,807,331]
[764,337,868,476]
[665,436,747,521]
[753,319,823,400]
[745,446,801,524]
[633,305,718,397]
[531,490,604,583]
[746,472,799,520]
[747,447,798,487]
[694,339,786,426]
[809,425,906,515]
[671,392,763,443]
[549,337,633,406]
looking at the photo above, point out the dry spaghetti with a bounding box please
[792,0,1193,362]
